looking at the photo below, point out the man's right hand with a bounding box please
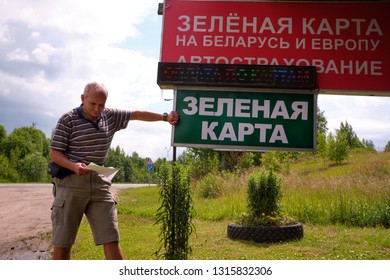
[72,162,92,176]
[50,148,93,176]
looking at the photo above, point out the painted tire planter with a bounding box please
[227,222,304,243]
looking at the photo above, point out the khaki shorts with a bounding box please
[51,172,119,247]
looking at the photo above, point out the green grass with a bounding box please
[71,151,390,260]
[72,210,390,260]
[281,152,390,227]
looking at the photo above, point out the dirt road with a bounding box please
[0,184,136,260]
[0,184,53,259]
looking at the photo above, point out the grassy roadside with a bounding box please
[73,210,390,260]
[72,189,389,260]
[71,151,390,260]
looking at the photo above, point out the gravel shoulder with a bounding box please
[0,184,125,260]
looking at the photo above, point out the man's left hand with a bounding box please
[167,111,179,125]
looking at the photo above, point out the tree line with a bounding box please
[0,123,163,183]
[0,124,50,182]
[0,109,389,183]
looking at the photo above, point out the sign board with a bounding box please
[157,62,316,90]
[160,0,390,95]
[147,159,154,172]
[172,89,317,152]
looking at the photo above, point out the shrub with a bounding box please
[199,173,222,198]
[235,168,297,227]
[247,168,282,217]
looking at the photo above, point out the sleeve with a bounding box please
[50,114,72,152]
[108,108,132,132]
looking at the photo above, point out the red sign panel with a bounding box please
[160,0,390,93]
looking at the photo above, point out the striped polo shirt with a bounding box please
[50,105,132,165]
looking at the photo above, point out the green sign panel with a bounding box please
[173,89,316,152]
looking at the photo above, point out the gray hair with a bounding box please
[83,82,108,98]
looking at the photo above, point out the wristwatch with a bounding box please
[163,112,168,121]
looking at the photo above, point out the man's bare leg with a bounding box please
[52,246,72,260]
[103,241,124,260]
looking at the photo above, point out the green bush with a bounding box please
[20,152,49,182]
[247,168,282,217]
[0,155,20,182]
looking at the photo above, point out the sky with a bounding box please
[1,0,390,162]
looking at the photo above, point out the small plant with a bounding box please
[236,168,296,226]
[229,168,302,243]
[247,169,281,216]
[155,162,195,260]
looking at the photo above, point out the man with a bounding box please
[49,82,179,259]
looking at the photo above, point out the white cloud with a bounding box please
[30,31,41,39]
[0,22,13,43]
[31,43,59,64]
[6,47,30,61]
[1,0,156,43]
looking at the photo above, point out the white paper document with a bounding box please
[87,162,119,181]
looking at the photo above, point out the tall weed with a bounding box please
[155,162,195,260]
[281,151,390,227]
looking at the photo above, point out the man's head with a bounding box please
[81,82,108,121]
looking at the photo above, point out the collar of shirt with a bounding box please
[76,104,105,131]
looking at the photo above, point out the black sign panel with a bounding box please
[157,62,316,90]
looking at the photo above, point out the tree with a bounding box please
[0,125,6,145]
[316,132,327,161]
[384,141,390,152]
[361,139,376,152]
[0,155,19,182]
[178,148,220,179]
[130,152,149,182]
[337,121,363,149]
[238,152,255,171]
[105,146,159,183]
[327,131,349,165]
[0,126,49,163]
[221,151,245,171]
[0,124,51,182]
[105,146,128,182]
[316,107,328,135]
[20,153,49,182]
